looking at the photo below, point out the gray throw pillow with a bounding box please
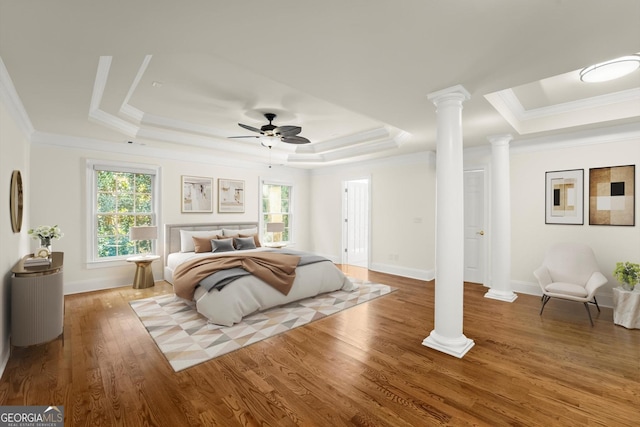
[234,236,257,250]
[211,238,235,253]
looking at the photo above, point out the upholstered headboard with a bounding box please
[163,222,259,263]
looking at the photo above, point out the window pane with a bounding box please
[97,215,117,236]
[262,183,292,243]
[97,193,115,213]
[119,193,134,213]
[94,168,155,259]
[135,215,152,226]
[116,173,134,193]
[97,171,116,192]
[136,174,152,193]
[136,193,152,212]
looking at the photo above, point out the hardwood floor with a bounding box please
[1,267,638,426]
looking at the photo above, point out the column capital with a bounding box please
[427,84,471,106]
[488,134,513,146]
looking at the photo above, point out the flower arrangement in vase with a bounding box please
[27,225,63,254]
[613,261,640,291]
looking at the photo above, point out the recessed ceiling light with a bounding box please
[151,81,163,88]
[579,55,640,83]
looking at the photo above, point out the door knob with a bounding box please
[476,230,485,236]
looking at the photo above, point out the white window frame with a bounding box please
[260,179,294,246]
[86,159,161,266]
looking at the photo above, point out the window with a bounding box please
[261,181,292,244]
[87,161,159,262]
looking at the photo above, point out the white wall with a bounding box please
[309,152,437,280]
[466,133,640,305]
[509,137,640,301]
[0,96,31,376]
[29,140,311,294]
[309,130,639,308]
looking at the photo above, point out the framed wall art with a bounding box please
[545,169,584,225]
[218,179,245,213]
[181,176,213,213]
[589,165,635,226]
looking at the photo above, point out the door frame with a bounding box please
[341,176,372,268]
[463,165,490,286]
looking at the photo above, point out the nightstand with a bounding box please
[11,252,64,346]
[127,255,160,289]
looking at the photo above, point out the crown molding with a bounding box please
[87,53,410,166]
[510,121,640,153]
[88,108,139,137]
[486,87,640,135]
[119,54,152,120]
[30,130,308,175]
[89,56,141,137]
[309,151,436,176]
[295,127,390,154]
[0,55,35,138]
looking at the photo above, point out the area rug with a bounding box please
[129,278,396,371]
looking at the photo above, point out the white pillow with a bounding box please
[222,227,258,237]
[180,229,222,252]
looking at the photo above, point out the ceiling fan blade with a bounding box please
[281,135,311,144]
[274,126,301,137]
[238,123,264,134]
[228,135,260,139]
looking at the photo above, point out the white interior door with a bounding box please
[464,169,486,284]
[343,178,369,267]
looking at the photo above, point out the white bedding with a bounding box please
[169,248,357,326]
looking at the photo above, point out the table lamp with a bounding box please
[266,222,285,244]
[129,226,158,256]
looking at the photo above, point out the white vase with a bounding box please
[620,282,634,291]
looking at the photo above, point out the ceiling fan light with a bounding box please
[260,136,280,148]
[579,55,640,83]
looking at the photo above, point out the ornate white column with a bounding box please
[485,134,517,302]
[422,85,474,358]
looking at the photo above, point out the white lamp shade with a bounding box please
[266,222,285,233]
[129,226,158,241]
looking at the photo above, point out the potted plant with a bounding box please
[613,261,640,291]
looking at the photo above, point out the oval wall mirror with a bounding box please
[10,170,23,233]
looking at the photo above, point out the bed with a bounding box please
[163,222,357,326]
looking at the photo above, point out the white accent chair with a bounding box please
[533,242,607,326]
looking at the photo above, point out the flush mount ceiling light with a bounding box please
[579,55,640,83]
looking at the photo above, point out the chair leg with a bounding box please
[583,302,594,326]
[592,296,601,312]
[540,295,551,315]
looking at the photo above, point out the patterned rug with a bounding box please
[129,278,396,371]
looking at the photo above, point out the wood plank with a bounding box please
[1,267,638,426]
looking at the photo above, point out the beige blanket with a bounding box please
[173,252,301,300]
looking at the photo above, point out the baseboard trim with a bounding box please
[0,338,10,381]
[64,277,137,295]
[370,262,434,282]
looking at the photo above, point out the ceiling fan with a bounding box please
[229,113,310,147]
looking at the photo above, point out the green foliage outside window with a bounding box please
[96,171,154,257]
[262,183,291,243]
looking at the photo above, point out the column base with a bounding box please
[422,330,474,358]
[484,289,518,302]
